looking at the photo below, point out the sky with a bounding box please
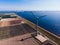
[0,0,60,11]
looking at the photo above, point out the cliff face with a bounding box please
[0,18,22,27]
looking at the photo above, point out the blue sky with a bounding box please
[0,0,60,11]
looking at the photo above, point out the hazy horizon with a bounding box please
[0,0,60,11]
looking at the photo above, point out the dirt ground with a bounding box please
[0,33,39,45]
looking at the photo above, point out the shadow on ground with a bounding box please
[0,23,36,40]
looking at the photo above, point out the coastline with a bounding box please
[17,14,60,44]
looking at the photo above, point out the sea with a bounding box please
[16,11,60,37]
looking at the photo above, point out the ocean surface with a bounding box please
[16,11,60,37]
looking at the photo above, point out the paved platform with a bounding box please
[35,35,47,42]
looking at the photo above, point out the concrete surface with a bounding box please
[35,35,47,42]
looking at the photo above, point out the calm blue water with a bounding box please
[16,11,60,37]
